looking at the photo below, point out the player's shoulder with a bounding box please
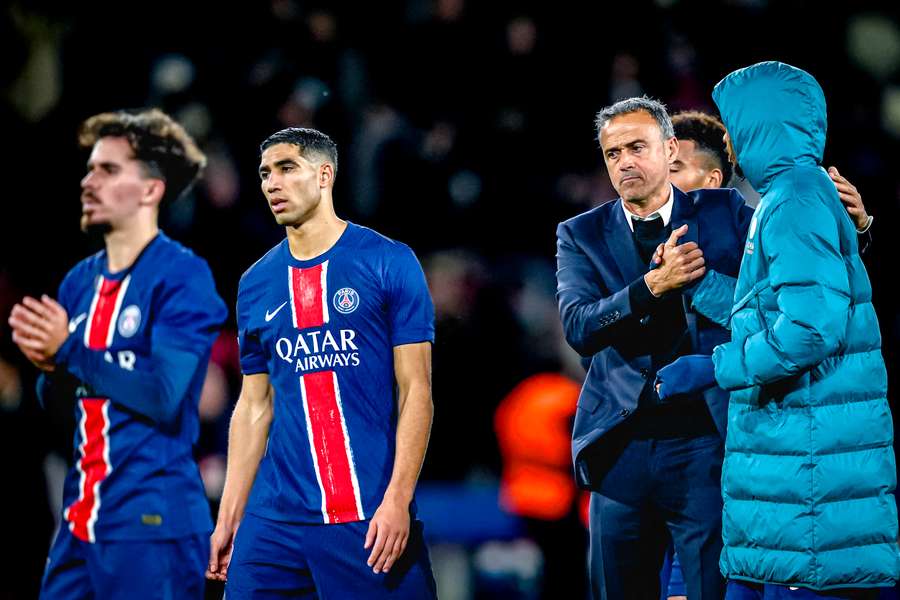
[150,232,215,282]
[685,186,749,219]
[65,249,103,279]
[349,222,411,253]
[346,223,420,265]
[686,185,743,205]
[239,239,286,292]
[59,250,104,294]
[765,167,837,221]
[157,231,207,263]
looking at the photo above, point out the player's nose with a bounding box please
[80,170,96,189]
[265,175,281,193]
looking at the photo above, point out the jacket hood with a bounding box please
[712,61,826,194]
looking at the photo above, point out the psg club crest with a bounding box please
[117,305,142,338]
[333,287,359,314]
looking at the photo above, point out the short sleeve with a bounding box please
[154,258,228,354]
[236,281,268,375]
[386,246,435,346]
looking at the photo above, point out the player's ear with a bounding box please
[319,163,334,188]
[707,168,724,188]
[665,136,679,164]
[142,178,165,207]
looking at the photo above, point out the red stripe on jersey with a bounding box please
[86,277,128,349]
[289,263,329,330]
[301,370,363,524]
[64,398,111,542]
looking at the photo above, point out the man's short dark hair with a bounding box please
[671,111,733,186]
[78,108,207,204]
[594,96,675,141]
[260,128,338,175]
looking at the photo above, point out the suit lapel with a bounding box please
[601,199,645,284]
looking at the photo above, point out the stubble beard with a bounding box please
[81,214,112,236]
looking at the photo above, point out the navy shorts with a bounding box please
[40,525,208,599]
[226,512,437,599]
[726,580,882,599]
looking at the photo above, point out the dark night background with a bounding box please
[1,1,898,598]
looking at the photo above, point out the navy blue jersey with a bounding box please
[237,223,434,524]
[43,232,226,542]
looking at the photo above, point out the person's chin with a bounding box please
[619,187,646,202]
[81,217,112,236]
[273,212,298,227]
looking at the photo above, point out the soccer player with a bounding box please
[660,109,874,600]
[658,61,897,597]
[207,128,437,598]
[8,109,226,598]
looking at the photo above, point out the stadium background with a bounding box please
[1,1,898,598]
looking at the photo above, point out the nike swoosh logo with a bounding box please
[265,301,288,322]
[68,313,87,333]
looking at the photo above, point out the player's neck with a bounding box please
[624,183,671,218]
[105,221,159,273]
[285,211,347,261]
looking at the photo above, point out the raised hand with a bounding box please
[644,225,706,296]
[828,166,870,231]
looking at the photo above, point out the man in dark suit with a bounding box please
[556,97,752,600]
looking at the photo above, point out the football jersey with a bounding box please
[44,232,226,542]
[237,222,435,524]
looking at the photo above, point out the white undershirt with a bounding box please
[622,184,675,232]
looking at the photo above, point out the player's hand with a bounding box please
[364,495,410,574]
[828,166,870,231]
[8,295,69,370]
[644,225,705,296]
[652,242,664,266]
[206,523,237,582]
[655,354,716,400]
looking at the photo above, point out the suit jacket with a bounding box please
[556,185,753,488]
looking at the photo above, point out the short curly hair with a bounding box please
[671,111,733,186]
[79,108,207,204]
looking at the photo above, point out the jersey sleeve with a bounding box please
[55,255,227,424]
[236,277,268,375]
[385,245,435,347]
[153,258,227,354]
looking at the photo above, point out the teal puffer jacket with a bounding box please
[711,61,899,589]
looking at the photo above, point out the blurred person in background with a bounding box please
[207,127,437,598]
[8,108,226,599]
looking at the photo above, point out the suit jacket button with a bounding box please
[640,368,649,378]
[619,408,630,417]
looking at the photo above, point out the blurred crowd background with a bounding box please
[1,1,899,598]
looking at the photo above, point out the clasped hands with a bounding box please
[644,224,715,399]
[643,224,706,297]
[7,295,70,372]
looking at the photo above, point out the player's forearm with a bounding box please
[217,393,273,529]
[383,381,432,505]
[56,340,198,424]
